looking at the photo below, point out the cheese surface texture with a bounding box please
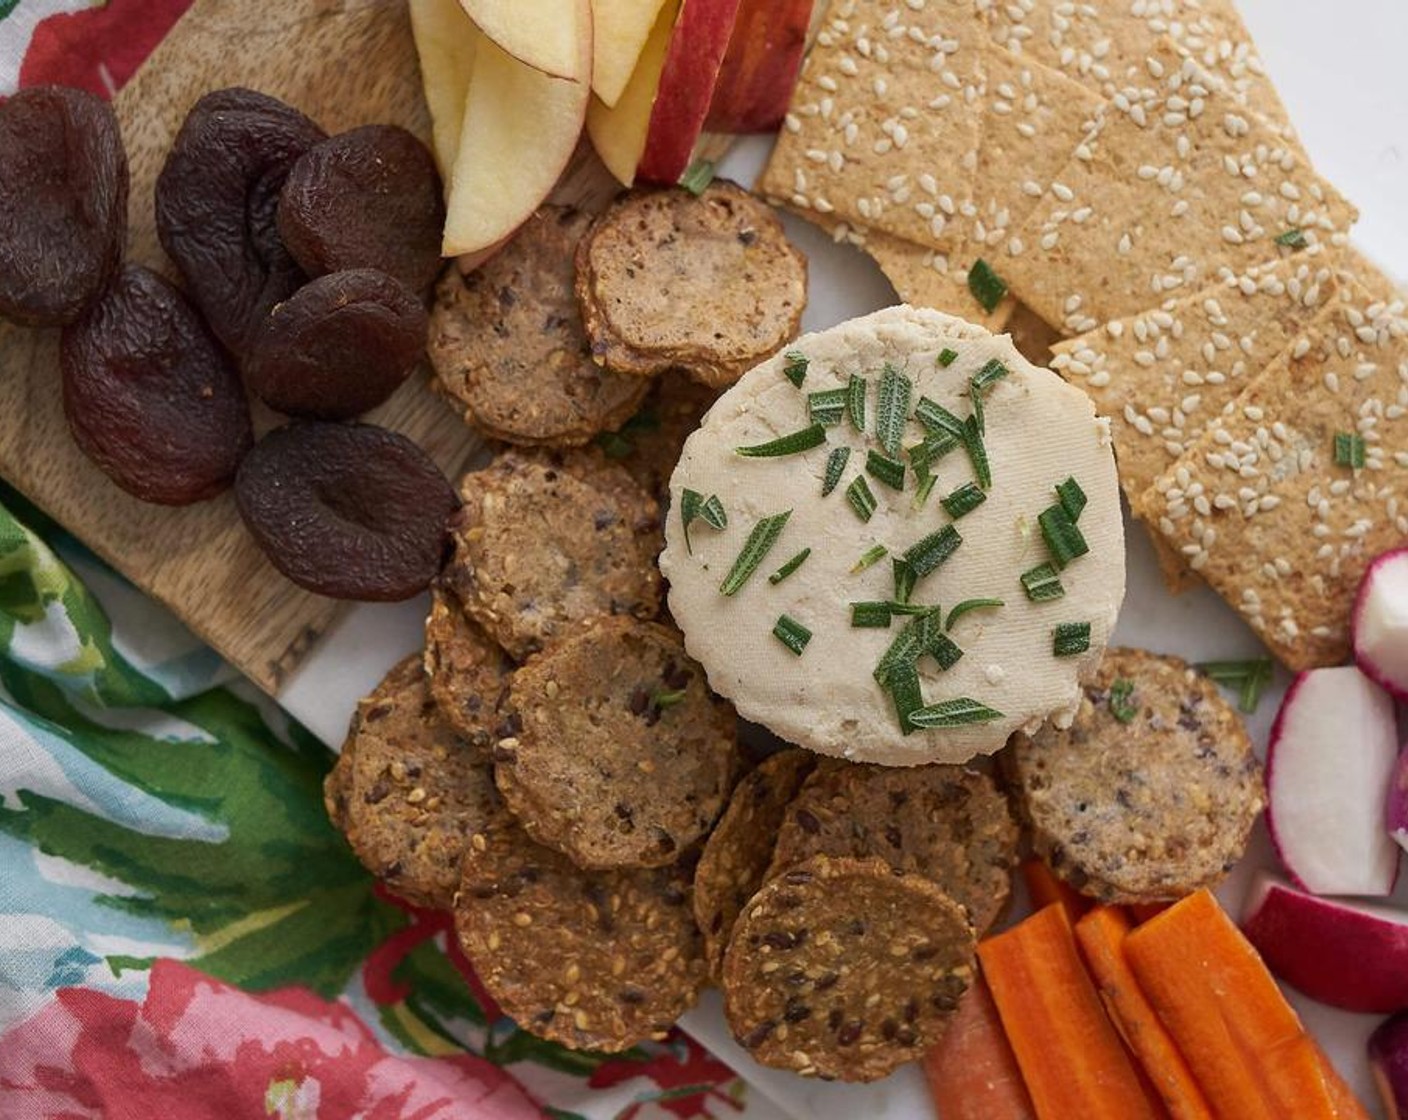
[661,305,1125,766]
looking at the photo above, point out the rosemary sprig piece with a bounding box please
[719,512,791,596]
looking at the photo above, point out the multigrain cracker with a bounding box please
[496,617,740,870]
[455,821,707,1052]
[1004,648,1263,903]
[694,749,815,978]
[324,656,512,909]
[423,587,516,755]
[1003,47,1357,332]
[598,372,723,501]
[1146,286,1408,669]
[766,762,1018,935]
[722,855,974,1082]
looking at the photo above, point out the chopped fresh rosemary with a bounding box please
[736,424,827,458]
[968,259,1008,314]
[904,525,962,578]
[876,365,913,457]
[851,543,889,572]
[908,431,961,474]
[915,396,967,439]
[679,157,715,195]
[847,373,868,432]
[888,601,939,616]
[866,450,906,491]
[1334,430,1366,469]
[851,601,893,628]
[1053,621,1092,657]
[970,378,985,435]
[1109,678,1138,723]
[941,481,987,519]
[808,388,847,427]
[651,688,688,710]
[719,511,791,596]
[925,630,964,671]
[783,350,809,388]
[822,446,851,496]
[1275,227,1308,249]
[1198,658,1275,714]
[913,472,939,510]
[769,548,812,584]
[886,661,925,735]
[1021,562,1066,602]
[964,415,992,489]
[908,698,1004,728]
[892,557,917,604]
[1056,476,1088,521]
[773,614,812,656]
[847,475,878,522]
[874,621,926,687]
[1039,503,1089,569]
[938,348,959,368]
[679,488,726,553]
[971,358,1009,392]
[946,598,1003,630]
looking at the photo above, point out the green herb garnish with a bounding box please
[1053,622,1092,657]
[866,450,906,491]
[925,630,964,671]
[970,378,985,435]
[1275,227,1308,249]
[946,598,1003,630]
[892,557,917,604]
[783,351,809,388]
[913,473,938,510]
[938,348,959,368]
[737,424,827,458]
[851,543,889,572]
[915,396,966,440]
[1110,678,1138,723]
[908,431,961,474]
[847,373,868,432]
[773,614,812,656]
[769,548,812,584]
[680,157,716,195]
[876,365,913,457]
[1021,562,1066,602]
[719,511,791,596]
[941,481,987,519]
[904,525,962,578]
[1334,431,1366,469]
[885,661,925,735]
[874,621,926,688]
[1056,476,1088,521]
[969,259,1008,314]
[1199,658,1275,714]
[1039,504,1089,569]
[888,601,939,616]
[679,488,726,553]
[964,415,992,489]
[972,358,1009,392]
[808,388,847,427]
[598,432,633,458]
[908,698,1004,728]
[851,601,893,628]
[846,475,877,522]
[651,688,688,710]
[822,446,851,496]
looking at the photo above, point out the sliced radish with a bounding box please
[1355,547,1408,699]
[1391,747,1408,856]
[1370,1013,1408,1120]
[1266,665,1400,896]
[1242,873,1408,1014]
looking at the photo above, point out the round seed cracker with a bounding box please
[423,587,516,755]
[324,655,512,909]
[428,205,650,446]
[1004,647,1265,903]
[766,761,1018,935]
[454,820,707,1053]
[693,749,815,979]
[722,855,974,1082]
[496,617,740,869]
[599,371,721,501]
[444,448,663,660]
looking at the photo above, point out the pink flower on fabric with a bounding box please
[0,959,543,1120]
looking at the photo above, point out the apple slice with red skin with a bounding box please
[1241,873,1408,1015]
[704,0,813,133]
[457,0,587,81]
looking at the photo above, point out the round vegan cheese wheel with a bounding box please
[660,305,1125,766]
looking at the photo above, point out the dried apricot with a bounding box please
[236,422,458,601]
[60,265,253,505]
[244,269,428,420]
[155,88,325,354]
[277,125,445,293]
[0,85,128,327]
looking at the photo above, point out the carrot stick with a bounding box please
[1019,857,1089,923]
[1075,906,1215,1120]
[1124,890,1338,1120]
[1312,1040,1371,1120]
[1128,901,1171,924]
[922,972,1036,1120]
[978,903,1164,1120]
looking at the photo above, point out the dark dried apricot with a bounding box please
[60,265,253,505]
[0,85,128,327]
[236,422,458,601]
[277,125,445,293]
[155,88,325,354]
[244,269,428,420]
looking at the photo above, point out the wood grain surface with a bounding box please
[0,0,625,693]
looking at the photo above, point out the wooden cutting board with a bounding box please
[0,0,626,693]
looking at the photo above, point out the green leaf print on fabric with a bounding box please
[0,0,21,21]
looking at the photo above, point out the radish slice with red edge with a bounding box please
[1354,547,1408,699]
[1370,1013,1408,1120]
[1266,665,1400,896]
[1391,747,1408,856]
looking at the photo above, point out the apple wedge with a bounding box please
[407,0,480,176]
[1241,873,1408,1014]
[457,0,589,81]
[586,0,679,186]
[593,0,672,108]
[705,0,813,133]
[444,13,591,257]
